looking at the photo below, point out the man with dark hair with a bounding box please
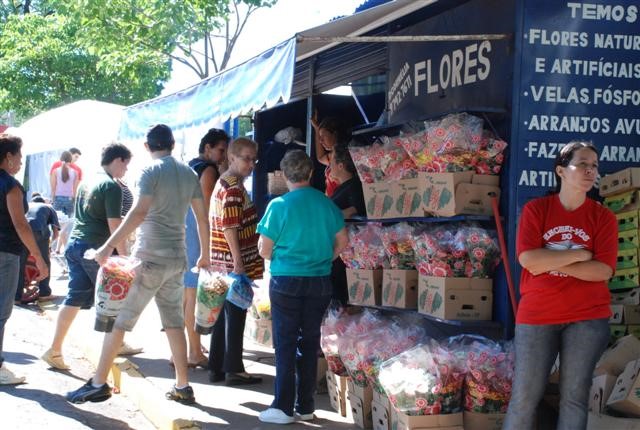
[43,143,132,371]
[66,124,210,405]
[50,147,83,181]
[15,194,60,302]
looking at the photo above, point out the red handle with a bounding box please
[491,196,518,318]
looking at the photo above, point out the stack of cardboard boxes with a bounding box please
[590,335,640,424]
[601,168,640,343]
[347,170,500,321]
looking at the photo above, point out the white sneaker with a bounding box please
[0,365,26,385]
[295,411,315,421]
[258,408,294,424]
[118,342,143,356]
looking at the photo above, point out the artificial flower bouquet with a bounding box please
[195,269,230,334]
[379,222,417,270]
[340,224,389,270]
[378,340,466,415]
[349,138,418,184]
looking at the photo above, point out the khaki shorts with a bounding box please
[114,259,187,332]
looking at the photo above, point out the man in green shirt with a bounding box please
[42,143,131,371]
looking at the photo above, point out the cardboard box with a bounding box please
[612,288,640,305]
[611,304,625,324]
[587,412,640,430]
[348,379,374,406]
[611,325,629,343]
[382,269,418,309]
[595,335,640,376]
[617,210,640,232]
[607,359,640,416]
[372,400,390,430]
[395,411,464,430]
[363,182,398,219]
[618,249,639,270]
[619,230,640,251]
[463,411,506,430]
[600,168,640,197]
[609,267,640,291]
[589,373,617,413]
[626,306,640,325]
[327,371,351,418]
[419,172,500,217]
[350,394,373,429]
[604,190,640,213]
[373,390,390,410]
[418,276,493,321]
[393,178,423,217]
[317,357,328,389]
[347,269,383,306]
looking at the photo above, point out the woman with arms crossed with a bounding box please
[504,141,617,430]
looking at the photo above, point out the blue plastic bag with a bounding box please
[225,272,255,310]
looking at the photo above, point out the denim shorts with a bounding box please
[115,259,187,332]
[64,239,100,309]
[54,196,75,217]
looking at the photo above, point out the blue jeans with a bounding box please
[0,251,20,368]
[504,319,609,430]
[269,275,332,416]
[64,239,100,309]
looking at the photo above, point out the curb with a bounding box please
[41,302,202,430]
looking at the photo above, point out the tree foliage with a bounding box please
[0,1,169,123]
[59,0,278,79]
[0,0,277,124]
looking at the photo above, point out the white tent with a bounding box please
[5,100,144,196]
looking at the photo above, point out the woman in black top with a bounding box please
[0,134,48,384]
[329,146,365,305]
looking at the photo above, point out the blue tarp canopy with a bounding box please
[118,37,296,141]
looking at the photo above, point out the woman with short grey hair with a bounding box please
[279,150,313,183]
[256,150,348,424]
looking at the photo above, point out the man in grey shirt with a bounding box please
[66,124,210,405]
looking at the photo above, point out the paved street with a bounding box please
[1,259,356,429]
[0,284,155,429]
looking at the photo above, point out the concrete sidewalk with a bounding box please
[41,260,357,430]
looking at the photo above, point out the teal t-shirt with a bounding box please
[257,187,344,277]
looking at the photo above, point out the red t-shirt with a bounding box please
[516,194,617,325]
[50,160,83,181]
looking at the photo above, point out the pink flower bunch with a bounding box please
[340,224,389,269]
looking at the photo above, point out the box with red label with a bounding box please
[382,269,418,309]
[347,269,383,306]
[418,276,493,321]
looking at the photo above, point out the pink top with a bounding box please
[54,166,77,197]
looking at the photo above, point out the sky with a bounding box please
[161,0,364,95]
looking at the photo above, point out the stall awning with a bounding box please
[118,37,296,141]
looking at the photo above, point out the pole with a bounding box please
[296,34,511,44]
[491,195,518,317]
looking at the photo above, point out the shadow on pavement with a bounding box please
[1,386,139,430]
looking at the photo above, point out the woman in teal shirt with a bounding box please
[256,150,348,424]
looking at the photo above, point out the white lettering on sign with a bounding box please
[518,170,557,187]
[593,88,640,106]
[543,225,590,241]
[388,62,412,117]
[529,85,590,103]
[549,58,640,78]
[528,115,611,133]
[613,118,640,135]
[601,145,640,162]
[414,41,491,96]
[566,3,638,23]
[593,33,640,50]
[526,141,567,158]
[528,28,588,47]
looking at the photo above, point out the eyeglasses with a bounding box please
[236,155,257,164]
[568,162,598,172]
